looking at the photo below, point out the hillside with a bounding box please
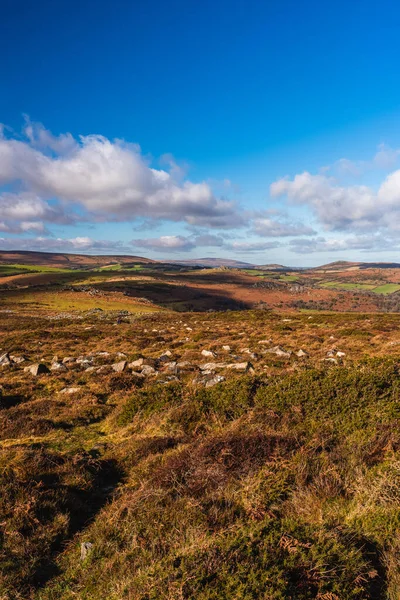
[0,250,155,268]
[1,309,400,598]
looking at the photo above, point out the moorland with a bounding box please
[2,251,400,599]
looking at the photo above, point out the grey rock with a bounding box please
[10,355,25,364]
[205,375,225,388]
[62,357,75,364]
[51,362,68,372]
[264,346,291,358]
[141,365,156,376]
[80,542,94,561]
[112,360,127,373]
[128,357,145,369]
[226,361,253,372]
[0,353,11,366]
[201,349,217,358]
[60,387,81,394]
[199,362,228,371]
[295,349,308,358]
[25,363,50,376]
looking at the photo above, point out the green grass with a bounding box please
[21,361,400,599]
[319,281,377,291]
[372,283,400,294]
[0,289,159,312]
[279,274,299,282]
[0,263,74,274]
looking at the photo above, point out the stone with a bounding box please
[141,365,156,376]
[96,365,112,374]
[0,353,11,366]
[323,358,338,365]
[60,387,81,394]
[25,363,50,376]
[51,362,68,372]
[80,542,94,561]
[222,345,231,351]
[62,357,75,364]
[201,349,217,358]
[205,375,225,388]
[226,362,253,372]
[336,351,346,358]
[258,339,272,345]
[199,362,228,371]
[264,346,291,358]
[159,351,172,362]
[112,360,127,373]
[295,349,308,358]
[176,361,197,371]
[10,355,25,364]
[129,358,144,369]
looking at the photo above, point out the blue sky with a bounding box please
[1,0,400,265]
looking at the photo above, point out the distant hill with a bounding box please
[0,250,155,268]
[313,261,400,271]
[169,257,256,268]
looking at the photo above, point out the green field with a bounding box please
[319,281,376,291]
[371,283,400,294]
[0,263,74,276]
[319,280,400,294]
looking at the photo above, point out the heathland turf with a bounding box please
[372,284,400,294]
[0,289,159,313]
[1,309,400,598]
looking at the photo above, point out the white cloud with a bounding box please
[0,236,128,253]
[131,235,196,252]
[270,172,392,231]
[252,217,315,237]
[0,120,244,230]
[228,240,280,252]
[289,235,396,254]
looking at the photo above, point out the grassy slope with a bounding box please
[1,310,400,598]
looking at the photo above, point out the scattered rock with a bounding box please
[336,351,346,358]
[258,339,272,345]
[112,360,127,373]
[226,362,253,372]
[323,358,338,365]
[59,387,81,394]
[141,365,156,376]
[201,349,217,358]
[0,353,11,366]
[264,346,291,358]
[176,361,197,371]
[62,357,75,364]
[128,357,145,369]
[96,365,112,374]
[80,542,94,561]
[295,349,308,358]
[51,362,68,372]
[10,355,25,364]
[25,363,50,376]
[222,345,231,351]
[205,375,225,388]
[199,362,228,371]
